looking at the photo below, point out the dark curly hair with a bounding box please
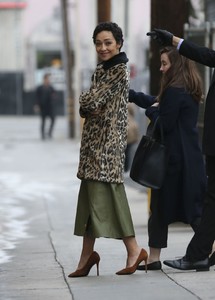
[92,22,124,50]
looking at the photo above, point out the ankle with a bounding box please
[148,247,161,262]
[148,256,160,263]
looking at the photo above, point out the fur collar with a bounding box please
[101,52,129,70]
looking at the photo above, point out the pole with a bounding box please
[73,0,81,139]
[150,0,189,95]
[97,0,111,23]
[60,0,75,138]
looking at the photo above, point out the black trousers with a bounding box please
[40,112,55,139]
[186,156,215,261]
[148,190,168,248]
[148,188,200,249]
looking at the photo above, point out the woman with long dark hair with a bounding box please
[129,47,207,271]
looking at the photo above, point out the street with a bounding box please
[0,116,214,300]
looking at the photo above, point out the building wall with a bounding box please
[0,0,150,117]
[0,8,25,71]
[0,3,26,115]
[206,0,215,20]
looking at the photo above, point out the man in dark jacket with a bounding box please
[147,29,215,271]
[35,73,56,140]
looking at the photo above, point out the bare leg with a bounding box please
[138,247,161,267]
[77,235,96,269]
[123,236,142,267]
[68,235,99,277]
[147,247,161,263]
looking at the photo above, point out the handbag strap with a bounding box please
[146,117,165,143]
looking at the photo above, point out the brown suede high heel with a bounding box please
[68,251,100,278]
[116,248,148,275]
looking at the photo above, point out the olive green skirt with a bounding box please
[74,180,135,239]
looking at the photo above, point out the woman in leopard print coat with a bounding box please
[69,22,147,278]
[77,50,128,183]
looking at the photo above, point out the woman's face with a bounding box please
[95,31,121,61]
[160,52,171,74]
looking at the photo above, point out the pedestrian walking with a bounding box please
[34,73,57,140]
[129,46,206,271]
[68,22,148,278]
[147,28,215,271]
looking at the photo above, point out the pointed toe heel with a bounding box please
[68,251,100,278]
[116,248,148,275]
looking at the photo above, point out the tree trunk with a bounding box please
[150,0,189,95]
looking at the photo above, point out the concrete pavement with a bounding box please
[0,116,214,300]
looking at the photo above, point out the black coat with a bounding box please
[36,84,56,116]
[129,87,206,225]
[179,40,215,156]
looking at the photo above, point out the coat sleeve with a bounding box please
[129,89,156,108]
[146,87,183,133]
[79,64,128,115]
[180,40,215,68]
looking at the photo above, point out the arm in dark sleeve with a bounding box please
[129,89,156,109]
[179,40,215,68]
[148,87,182,133]
[145,106,159,122]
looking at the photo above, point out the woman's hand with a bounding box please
[151,102,159,107]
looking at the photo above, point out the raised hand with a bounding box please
[147,29,173,46]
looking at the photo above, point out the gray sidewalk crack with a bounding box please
[48,231,75,300]
[162,270,203,300]
[43,197,74,300]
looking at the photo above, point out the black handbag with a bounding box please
[130,117,168,189]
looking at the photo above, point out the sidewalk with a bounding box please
[0,116,214,300]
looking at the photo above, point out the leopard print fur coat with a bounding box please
[77,52,129,183]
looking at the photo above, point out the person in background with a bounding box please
[129,46,206,271]
[34,73,57,140]
[124,103,139,175]
[147,28,215,271]
[68,22,147,278]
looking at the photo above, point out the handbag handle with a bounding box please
[146,117,165,144]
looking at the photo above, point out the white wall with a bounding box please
[23,0,150,86]
[112,0,150,69]
[0,9,25,71]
